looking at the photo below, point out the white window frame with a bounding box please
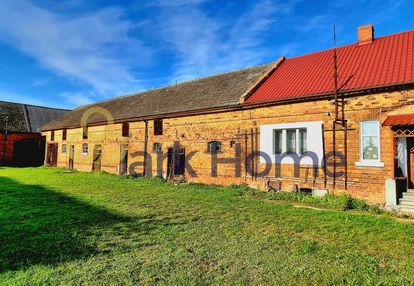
[260,121,323,165]
[81,143,89,156]
[355,120,384,168]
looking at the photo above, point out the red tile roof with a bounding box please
[246,29,414,103]
[383,114,414,126]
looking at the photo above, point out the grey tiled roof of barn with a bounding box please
[41,63,273,131]
[0,101,70,133]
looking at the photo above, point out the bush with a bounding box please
[266,191,381,212]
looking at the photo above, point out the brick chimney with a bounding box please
[358,24,374,45]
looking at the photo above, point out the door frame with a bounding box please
[92,144,102,171]
[167,146,185,178]
[68,145,75,169]
[46,143,58,166]
[119,144,128,175]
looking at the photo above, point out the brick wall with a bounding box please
[42,88,414,205]
[0,132,45,166]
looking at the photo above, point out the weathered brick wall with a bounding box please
[0,133,44,165]
[42,88,414,205]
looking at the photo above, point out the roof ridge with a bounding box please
[0,100,71,111]
[75,62,273,108]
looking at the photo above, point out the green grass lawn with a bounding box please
[1,167,414,285]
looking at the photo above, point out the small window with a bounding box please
[273,130,282,154]
[83,127,88,140]
[154,119,163,136]
[62,129,67,141]
[286,129,296,153]
[153,143,162,152]
[82,143,88,154]
[62,144,67,154]
[299,129,307,154]
[51,130,55,141]
[361,121,380,160]
[122,122,129,137]
[208,141,222,152]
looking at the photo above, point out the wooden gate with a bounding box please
[92,145,102,171]
[46,143,58,166]
[68,145,74,169]
[119,144,128,175]
[167,147,185,179]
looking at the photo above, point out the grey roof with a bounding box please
[41,63,272,131]
[0,101,70,133]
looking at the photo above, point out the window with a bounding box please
[358,121,382,166]
[62,129,67,141]
[83,127,88,139]
[122,122,129,137]
[153,143,162,152]
[51,130,55,141]
[154,119,163,135]
[82,143,88,154]
[62,144,67,153]
[208,141,222,152]
[272,128,307,155]
[299,129,307,154]
[286,129,296,153]
[273,130,282,154]
[260,121,323,165]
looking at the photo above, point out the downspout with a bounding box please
[143,120,148,176]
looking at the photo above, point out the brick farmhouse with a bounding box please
[41,25,414,209]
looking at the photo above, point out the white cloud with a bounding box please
[157,0,289,82]
[59,91,94,107]
[0,0,150,97]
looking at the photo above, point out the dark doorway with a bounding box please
[92,145,102,171]
[69,145,75,169]
[167,147,185,178]
[46,143,58,166]
[12,138,45,167]
[119,144,128,175]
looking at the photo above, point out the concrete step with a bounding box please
[399,206,414,214]
[402,192,414,200]
[403,192,414,198]
[400,198,414,207]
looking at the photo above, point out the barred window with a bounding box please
[82,143,88,154]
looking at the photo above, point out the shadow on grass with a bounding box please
[0,176,174,273]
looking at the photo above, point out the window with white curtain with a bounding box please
[355,120,384,167]
[361,121,379,160]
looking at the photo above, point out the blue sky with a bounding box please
[0,0,412,109]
